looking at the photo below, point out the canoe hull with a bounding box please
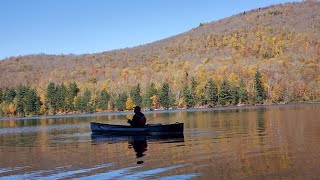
[90,122,184,135]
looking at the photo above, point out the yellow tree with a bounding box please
[270,83,285,102]
[8,103,15,116]
[39,104,47,115]
[126,97,134,110]
[151,95,160,109]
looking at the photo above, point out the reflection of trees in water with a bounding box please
[255,108,268,145]
[256,108,266,134]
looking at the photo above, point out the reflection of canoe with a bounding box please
[91,132,184,144]
[91,133,184,143]
[90,122,184,135]
[91,133,184,162]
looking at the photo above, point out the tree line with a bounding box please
[0,71,273,117]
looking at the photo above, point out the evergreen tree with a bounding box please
[66,82,79,111]
[75,95,84,112]
[83,89,92,112]
[130,83,142,106]
[115,92,127,111]
[0,109,4,117]
[230,85,239,105]
[190,78,198,105]
[142,83,157,109]
[238,78,248,104]
[34,93,42,115]
[170,91,178,109]
[25,88,35,115]
[15,85,42,116]
[218,78,231,105]
[255,71,266,103]
[159,82,170,109]
[15,85,28,116]
[182,85,194,108]
[25,88,42,115]
[56,84,67,112]
[205,79,218,106]
[75,89,93,113]
[97,89,110,110]
[46,82,57,113]
[4,88,16,104]
[0,89,3,104]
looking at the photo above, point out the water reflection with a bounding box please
[1,104,320,179]
[128,136,148,160]
[91,133,184,164]
[256,108,266,134]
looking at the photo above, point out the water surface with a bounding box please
[0,104,320,179]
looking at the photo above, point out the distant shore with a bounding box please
[0,102,319,121]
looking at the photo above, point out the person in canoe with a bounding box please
[127,106,146,127]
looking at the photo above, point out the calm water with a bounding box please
[0,104,319,179]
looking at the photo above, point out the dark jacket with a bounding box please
[129,112,146,127]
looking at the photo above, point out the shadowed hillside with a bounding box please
[0,1,319,109]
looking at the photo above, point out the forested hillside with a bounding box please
[0,1,319,117]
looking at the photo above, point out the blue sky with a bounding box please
[0,0,301,59]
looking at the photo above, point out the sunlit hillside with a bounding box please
[0,1,319,116]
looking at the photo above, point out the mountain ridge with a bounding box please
[0,1,319,103]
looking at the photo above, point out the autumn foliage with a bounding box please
[0,1,320,117]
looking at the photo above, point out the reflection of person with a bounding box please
[130,139,148,158]
[127,106,146,127]
[128,137,148,164]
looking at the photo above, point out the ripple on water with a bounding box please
[0,163,199,180]
[0,163,113,180]
[0,124,88,135]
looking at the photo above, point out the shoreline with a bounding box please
[0,102,319,121]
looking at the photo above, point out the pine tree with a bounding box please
[74,95,83,112]
[130,83,142,106]
[83,89,92,112]
[34,93,42,115]
[0,89,3,104]
[159,82,170,109]
[230,85,239,105]
[205,79,218,106]
[255,71,266,103]
[182,85,194,108]
[190,78,198,105]
[75,89,93,113]
[25,88,41,115]
[66,82,79,111]
[97,89,110,110]
[15,86,42,116]
[238,78,248,104]
[218,78,231,105]
[56,84,67,112]
[46,82,57,114]
[116,92,127,111]
[4,88,16,104]
[143,83,157,109]
[15,85,27,116]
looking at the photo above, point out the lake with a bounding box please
[0,104,319,179]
